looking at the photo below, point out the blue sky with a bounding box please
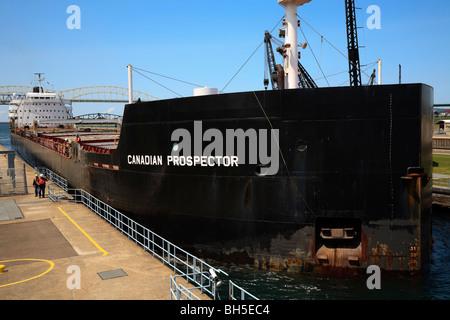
[1,0,449,121]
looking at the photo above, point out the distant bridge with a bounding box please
[0,85,158,104]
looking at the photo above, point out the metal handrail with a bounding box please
[36,166,67,191]
[46,176,258,300]
[170,273,208,300]
[48,186,226,299]
[229,280,260,300]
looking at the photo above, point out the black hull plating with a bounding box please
[11,84,433,273]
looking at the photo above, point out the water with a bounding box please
[1,123,449,300]
[0,123,11,150]
[216,207,450,300]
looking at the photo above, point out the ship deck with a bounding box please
[36,128,120,154]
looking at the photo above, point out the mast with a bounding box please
[34,73,45,93]
[378,59,382,85]
[127,64,133,104]
[345,0,361,87]
[277,0,312,89]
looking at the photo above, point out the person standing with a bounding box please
[38,174,47,198]
[32,174,39,197]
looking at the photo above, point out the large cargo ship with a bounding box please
[9,0,433,274]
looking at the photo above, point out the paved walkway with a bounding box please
[0,199,24,221]
[0,144,210,300]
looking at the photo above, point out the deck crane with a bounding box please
[264,30,317,90]
[345,0,362,87]
[297,59,318,89]
[264,30,283,90]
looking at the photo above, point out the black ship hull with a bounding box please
[11,84,433,273]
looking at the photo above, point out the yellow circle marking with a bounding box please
[0,259,55,288]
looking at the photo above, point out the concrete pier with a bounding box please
[0,144,210,300]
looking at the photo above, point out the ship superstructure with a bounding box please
[8,74,72,129]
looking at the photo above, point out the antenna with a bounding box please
[34,73,45,93]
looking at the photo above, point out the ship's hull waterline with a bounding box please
[11,84,433,274]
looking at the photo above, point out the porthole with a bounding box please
[296,140,308,152]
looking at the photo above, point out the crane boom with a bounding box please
[298,61,318,89]
[264,31,316,90]
[345,0,362,87]
[264,30,280,90]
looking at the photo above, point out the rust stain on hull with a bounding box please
[253,231,421,275]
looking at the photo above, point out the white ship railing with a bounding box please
[45,170,258,301]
